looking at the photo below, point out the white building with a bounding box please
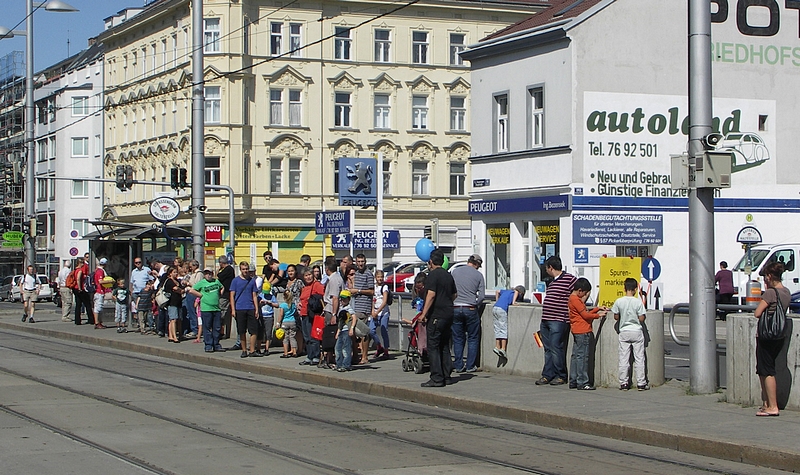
[33,43,104,278]
[462,0,800,304]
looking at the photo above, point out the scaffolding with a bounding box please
[0,51,26,234]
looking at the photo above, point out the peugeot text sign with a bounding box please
[338,158,377,207]
[332,230,400,250]
[315,211,351,235]
[468,195,571,215]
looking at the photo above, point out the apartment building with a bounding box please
[98,0,544,265]
[33,43,105,278]
[0,51,25,275]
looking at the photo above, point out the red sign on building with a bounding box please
[205,226,222,242]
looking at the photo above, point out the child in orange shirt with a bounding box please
[568,278,607,390]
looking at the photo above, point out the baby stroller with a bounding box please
[401,312,428,374]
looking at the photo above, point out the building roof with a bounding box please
[484,0,606,40]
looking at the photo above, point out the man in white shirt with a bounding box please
[20,265,40,323]
[57,260,73,322]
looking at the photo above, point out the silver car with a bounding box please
[0,274,53,302]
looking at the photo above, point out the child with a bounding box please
[335,290,355,372]
[112,278,129,333]
[370,270,391,359]
[492,285,525,360]
[611,277,648,391]
[137,280,155,334]
[276,290,298,358]
[259,281,278,355]
[568,278,607,390]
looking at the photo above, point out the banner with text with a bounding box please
[573,213,663,245]
[597,257,642,308]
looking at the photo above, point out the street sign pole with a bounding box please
[688,0,717,394]
[375,152,384,270]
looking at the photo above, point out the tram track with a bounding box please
[0,330,772,475]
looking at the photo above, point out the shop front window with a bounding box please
[486,224,511,290]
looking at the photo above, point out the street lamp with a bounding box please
[0,0,78,271]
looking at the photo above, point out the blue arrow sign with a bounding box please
[642,257,661,282]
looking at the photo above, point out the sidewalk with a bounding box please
[1,309,798,472]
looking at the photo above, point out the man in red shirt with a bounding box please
[92,258,110,329]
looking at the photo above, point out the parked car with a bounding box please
[384,261,427,292]
[402,261,467,292]
[0,274,53,302]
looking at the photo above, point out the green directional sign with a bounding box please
[2,241,23,248]
[2,231,24,242]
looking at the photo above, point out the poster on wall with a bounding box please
[597,257,642,308]
[583,92,777,199]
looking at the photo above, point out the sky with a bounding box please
[0,0,143,72]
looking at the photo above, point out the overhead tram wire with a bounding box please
[32,0,423,140]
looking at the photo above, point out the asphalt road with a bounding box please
[0,328,787,475]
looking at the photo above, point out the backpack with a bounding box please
[84,269,98,294]
[381,284,393,306]
[65,269,79,290]
[758,288,789,340]
[307,293,324,316]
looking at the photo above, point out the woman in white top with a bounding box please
[370,270,391,359]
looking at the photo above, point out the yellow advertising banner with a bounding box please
[597,257,642,308]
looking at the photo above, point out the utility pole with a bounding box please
[688,0,717,394]
[23,0,35,270]
[191,0,206,262]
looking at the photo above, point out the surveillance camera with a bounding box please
[702,133,723,149]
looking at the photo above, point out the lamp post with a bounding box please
[0,0,78,271]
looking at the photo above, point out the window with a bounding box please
[412,96,428,130]
[49,137,56,158]
[334,159,340,194]
[37,178,47,201]
[382,160,391,196]
[450,162,466,196]
[334,27,352,60]
[205,156,221,185]
[495,94,508,152]
[289,158,301,194]
[243,20,250,54]
[71,137,89,157]
[204,86,221,124]
[50,176,55,199]
[374,94,390,129]
[270,22,282,55]
[171,34,178,67]
[289,90,301,126]
[374,29,391,62]
[529,87,544,148]
[72,180,89,197]
[71,219,90,238]
[270,158,282,193]
[450,97,466,131]
[94,135,101,156]
[72,96,89,116]
[290,23,302,57]
[450,33,465,65]
[161,39,167,72]
[412,162,429,195]
[48,98,56,122]
[270,90,283,125]
[204,18,221,53]
[334,92,351,127]
[412,31,429,64]
[37,140,46,162]
[141,47,147,76]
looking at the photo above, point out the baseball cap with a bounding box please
[468,254,483,265]
[339,289,352,299]
[99,258,108,265]
[203,267,214,274]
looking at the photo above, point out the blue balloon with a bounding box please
[415,238,435,261]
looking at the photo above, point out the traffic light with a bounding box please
[35,215,45,236]
[124,165,134,189]
[179,168,188,189]
[116,165,125,191]
[170,167,179,189]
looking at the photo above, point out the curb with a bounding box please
[2,320,798,472]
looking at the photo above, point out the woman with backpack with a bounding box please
[370,270,392,360]
[298,269,325,366]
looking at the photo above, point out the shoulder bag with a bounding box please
[758,288,789,340]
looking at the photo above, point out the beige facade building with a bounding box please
[98,0,542,265]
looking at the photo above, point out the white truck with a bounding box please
[731,243,800,303]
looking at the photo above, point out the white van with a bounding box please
[731,243,800,302]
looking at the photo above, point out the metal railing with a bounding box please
[667,302,756,349]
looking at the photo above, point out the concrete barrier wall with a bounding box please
[727,314,799,409]
[479,303,664,387]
